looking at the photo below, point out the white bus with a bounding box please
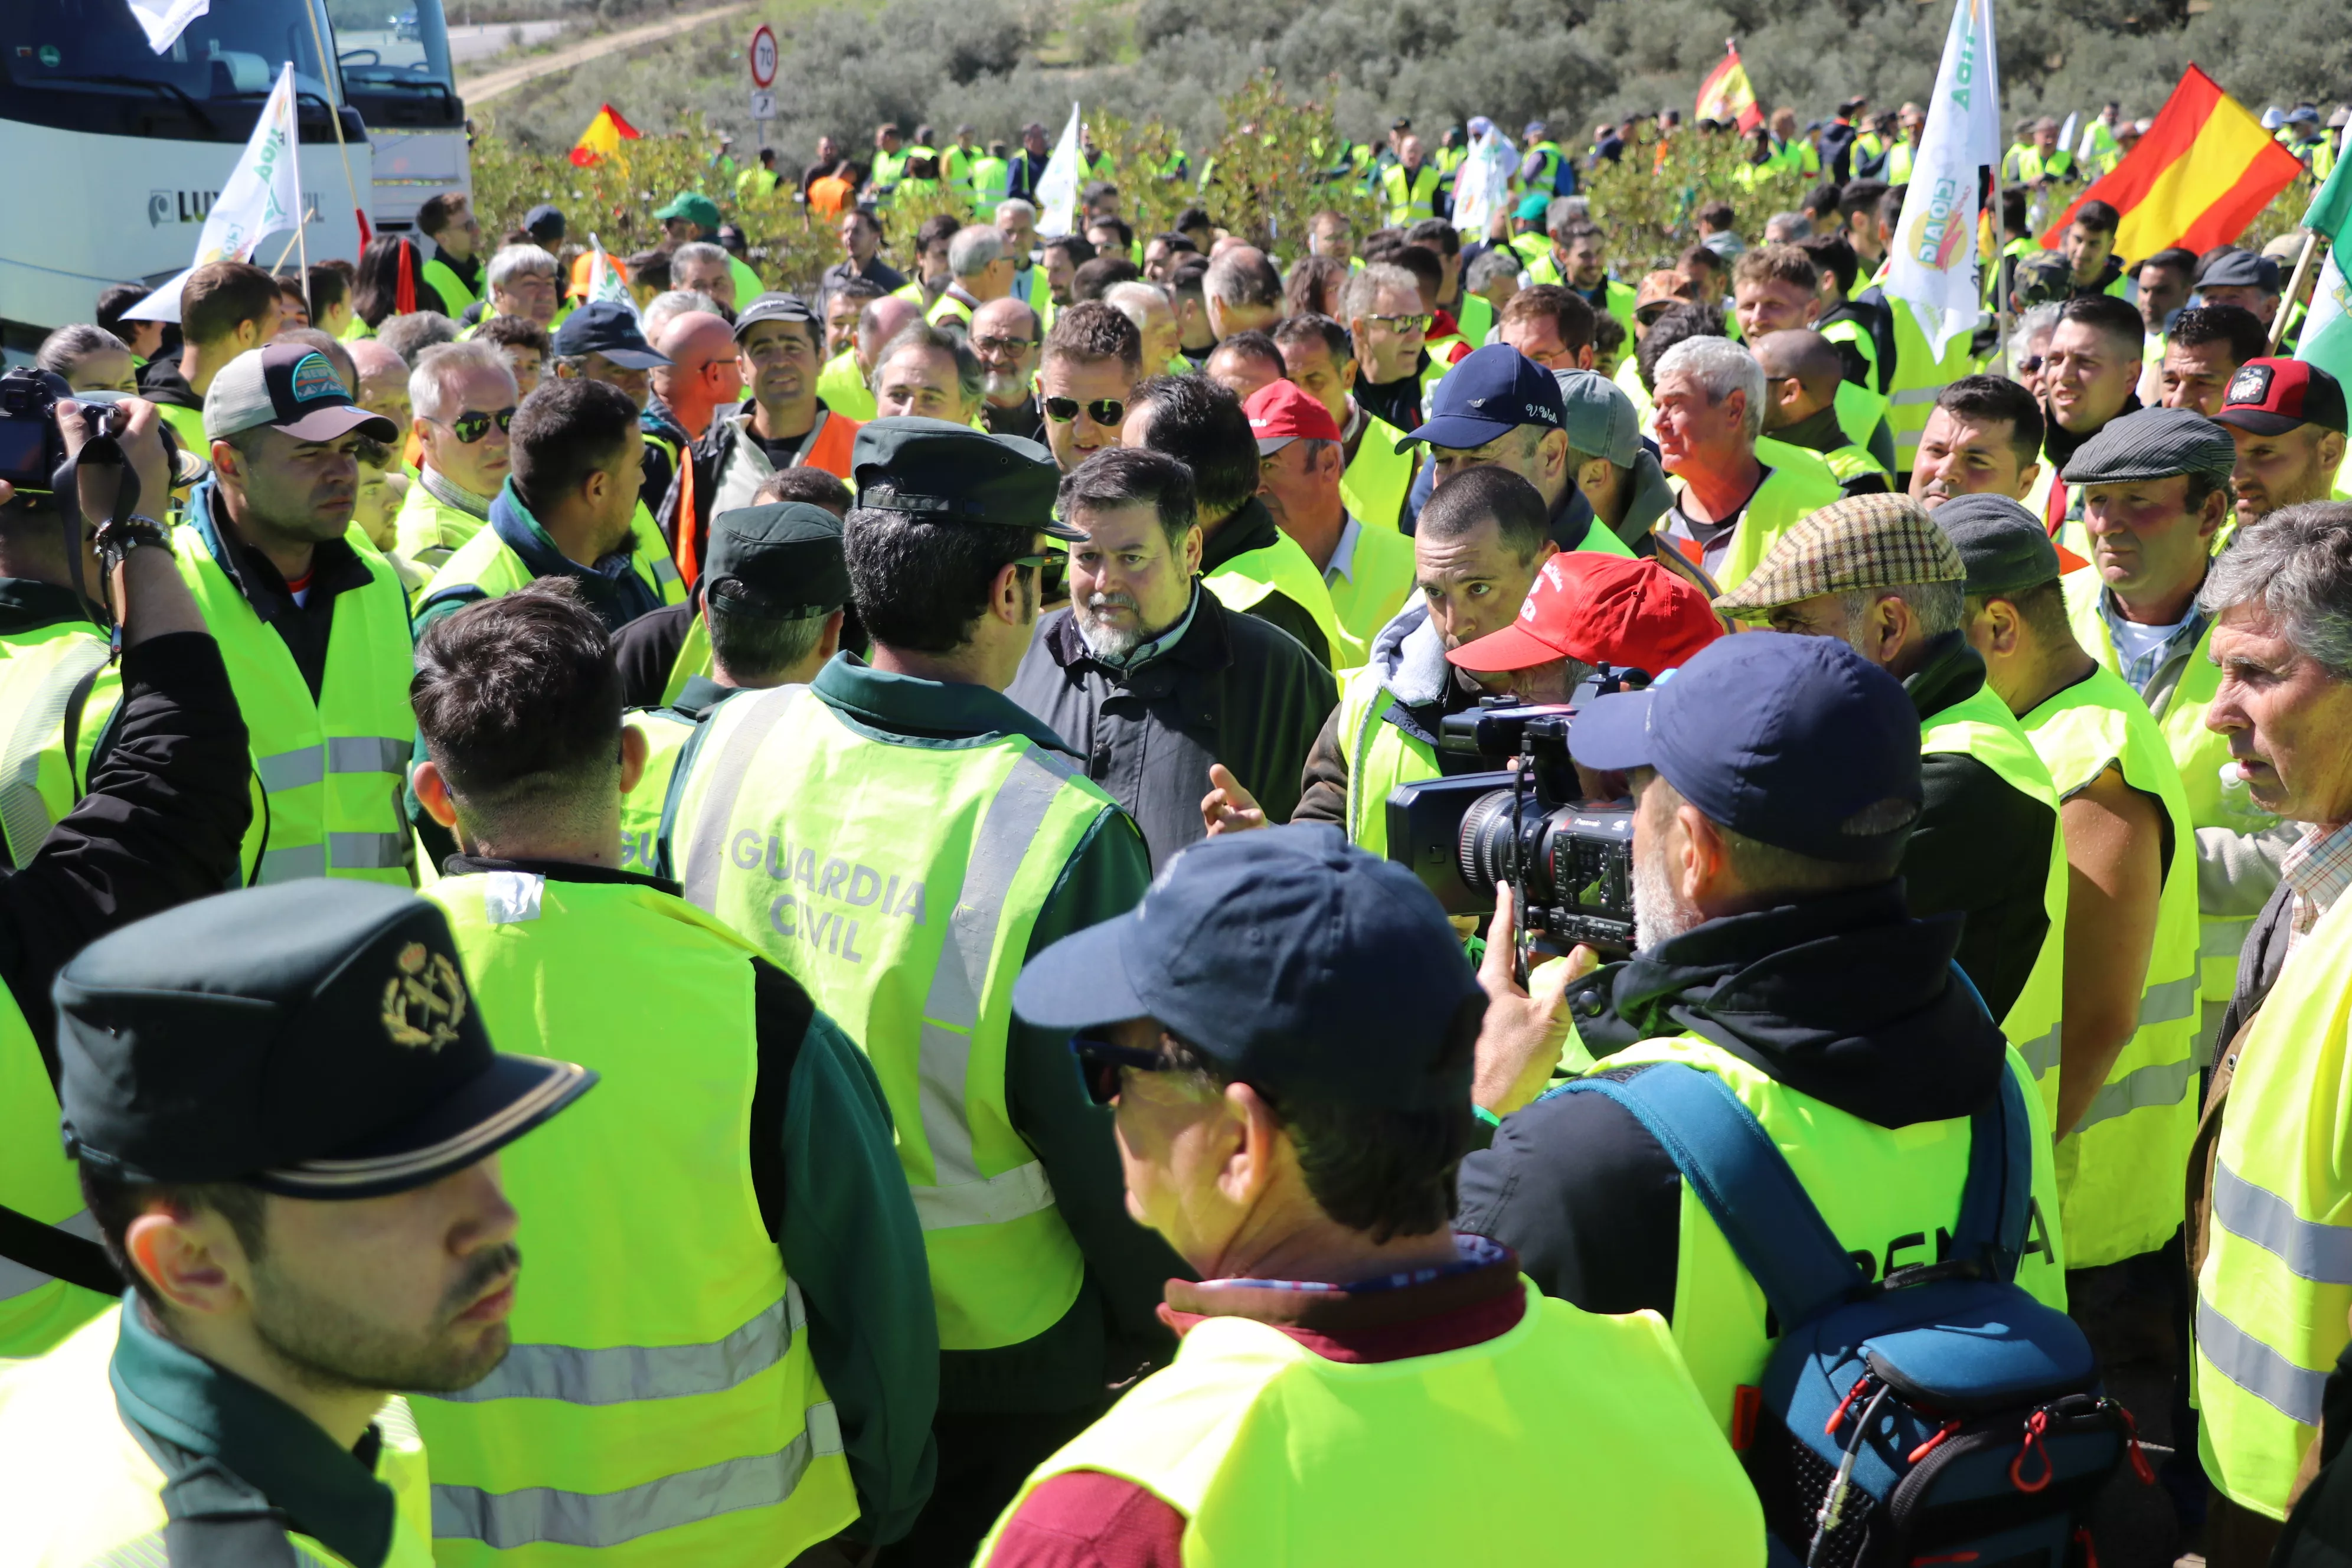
[331,0,469,234]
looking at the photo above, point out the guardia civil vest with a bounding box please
[420,503,685,620]
[1380,163,1441,227]
[1602,1033,2069,1436]
[1326,520,1417,671]
[1340,413,1415,533]
[1883,293,1981,475]
[0,615,119,869]
[1665,457,1844,593]
[174,503,417,886]
[2063,573,2247,1023]
[0,985,110,1360]
[816,350,879,424]
[415,873,856,1564]
[620,703,701,876]
[1335,672,1439,857]
[392,473,488,574]
[2021,665,2200,1268]
[2196,887,2352,1519]
[1920,683,2070,1121]
[1203,528,1346,670]
[666,684,1125,1350]
[0,1309,436,1566]
[974,1281,1765,1565]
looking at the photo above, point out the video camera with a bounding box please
[1385,672,1652,959]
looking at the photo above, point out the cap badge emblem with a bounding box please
[383,942,468,1051]
[290,352,342,404]
[2229,364,2272,406]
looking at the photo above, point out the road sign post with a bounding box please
[747,24,778,151]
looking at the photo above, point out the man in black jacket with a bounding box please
[1009,449,1337,867]
[0,394,255,1347]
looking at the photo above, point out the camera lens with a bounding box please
[1457,788,1529,900]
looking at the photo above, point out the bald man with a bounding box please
[1753,328,1892,496]
[1104,280,1182,374]
[816,293,922,422]
[349,338,413,433]
[971,296,1046,440]
[644,310,744,514]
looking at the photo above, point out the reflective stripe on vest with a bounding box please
[975,1280,1766,1564]
[1582,1034,2067,1437]
[1920,683,2069,1112]
[2024,664,2201,1267]
[2196,889,2352,1517]
[173,514,417,887]
[1884,296,1979,469]
[1381,164,1440,225]
[1337,674,1439,857]
[392,478,488,573]
[416,872,855,1562]
[669,683,1117,1348]
[2064,569,2249,1015]
[0,621,116,867]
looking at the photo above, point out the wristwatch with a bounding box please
[93,513,170,576]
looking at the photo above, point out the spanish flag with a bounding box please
[2039,67,2304,257]
[570,103,642,169]
[1696,43,1763,135]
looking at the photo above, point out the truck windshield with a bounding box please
[1,0,344,106]
[331,0,456,111]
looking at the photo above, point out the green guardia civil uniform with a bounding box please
[2195,888,2352,1520]
[2064,571,2251,1041]
[975,1282,1766,1564]
[411,870,857,1564]
[2021,665,2201,1268]
[0,1309,437,1566]
[1599,1034,2068,1437]
[176,494,417,886]
[663,682,1128,1351]
[1920,683,2071,1123]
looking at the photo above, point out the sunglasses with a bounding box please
[1041,394,1125,426]
[1366,313,1432,332]
[1070,1030,1174,1105]
[432,406,517,444]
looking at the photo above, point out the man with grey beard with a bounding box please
[972,296,1045,440]
[1455,632,2072,1431]
[1008,447,1337,867]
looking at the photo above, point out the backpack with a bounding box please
[1556,1056,2150,1567]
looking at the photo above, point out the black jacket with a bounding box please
[1201,497,1333,669]
[1900,632,2059,1024]
[1456,883,2010,1317]
[1008,587,1337,869]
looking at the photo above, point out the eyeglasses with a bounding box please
[972,334,1038,357]
[1635,306,1675,327]
[1070,1030,1173,1105]
[1041,394,1125,426]
[430,406,517,444]
[1366,313,1432,332]
[2017,355,2046,374]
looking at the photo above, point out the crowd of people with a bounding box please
[1,79,2350,1568]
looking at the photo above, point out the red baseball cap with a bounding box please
[2213,358,2348,437]
[1446,552,1721,675]
[1244,378,1343,454]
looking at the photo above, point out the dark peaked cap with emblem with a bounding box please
[54,882,594,1200]
[851,416,1083,540]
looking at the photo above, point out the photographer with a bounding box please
[0,392,254,1358]
[1455,633,2069,1439]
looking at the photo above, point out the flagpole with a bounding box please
[2273,230,2322,353]
[289,85,311,286]
[299,0,371,244]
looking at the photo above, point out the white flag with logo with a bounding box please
[127,0,210,53]
[1883,0,2003,355]
[585,234,637,319]
[1034,103,1083,238]
[124,62,305,324]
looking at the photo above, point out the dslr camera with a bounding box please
[0,369,133,502]
[1386,676,1651,957]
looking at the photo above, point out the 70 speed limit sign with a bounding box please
[747,24,778,88]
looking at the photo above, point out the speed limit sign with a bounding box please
[747,24,778,89]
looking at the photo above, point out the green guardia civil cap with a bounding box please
[850,417,1081,539]
[705,502,850,615]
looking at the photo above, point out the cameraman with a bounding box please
[1455,633,2069,1439]
[1439,551,1720,708]
[0,394,254,1358]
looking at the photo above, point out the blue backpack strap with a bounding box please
[1557,1064,1864,1328]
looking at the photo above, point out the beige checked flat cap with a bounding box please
[1714,493,1964,616]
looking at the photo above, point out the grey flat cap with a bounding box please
[1554,370,1641,468]
[2060,406,2237,488]
[1936,494,2062,597]
[2200,250,2281,292]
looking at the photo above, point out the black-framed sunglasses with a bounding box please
[432,406,518,444]
[1070,1029,1173,1105]
[1040,394,1125,426]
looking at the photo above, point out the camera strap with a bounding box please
[50,417,140,636]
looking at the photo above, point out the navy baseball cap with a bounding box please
[1402,344,1564,452]
[1012,826,1482,1112]
[1570,632,1923,863]
[551,300,670,368]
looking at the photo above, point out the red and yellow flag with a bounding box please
[1696,43,1763,135]
[2039,66,2304,257]
[570,103,642,169]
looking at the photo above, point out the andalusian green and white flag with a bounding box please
[2294,153,2352,390]
[584,233,636,319]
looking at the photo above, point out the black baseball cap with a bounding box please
[1570,632,1923,864]
[551,300,670,368]
[1012,825,1482,1112]
[705,502,850,613]
[54,883,594,1200]
[733,292,821,341]
[852,417,1083,540]
[203,339,399,445]
[524,204,566,244]
[1404,344,1565,451]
